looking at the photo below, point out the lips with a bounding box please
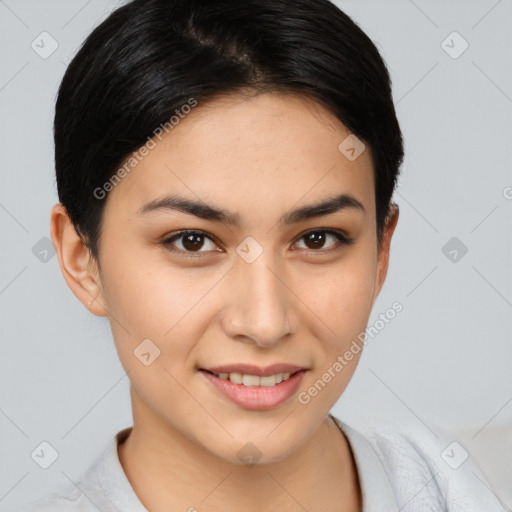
[200,367,308,410]
[198,362,309,410]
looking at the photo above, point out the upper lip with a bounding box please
[201,363,307,377]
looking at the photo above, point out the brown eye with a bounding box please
[295,229,354,251]
[162,230,220,256]
[181,232,206,251]
[303,231,329,250]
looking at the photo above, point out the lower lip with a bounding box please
[200,370,307,411]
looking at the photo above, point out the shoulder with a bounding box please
[334,416,507,512]
[16,427,139,512]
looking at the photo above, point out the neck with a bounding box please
[118,391,361,512]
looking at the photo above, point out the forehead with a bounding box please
[103,92,375,221]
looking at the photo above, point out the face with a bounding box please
[55,92,397,465]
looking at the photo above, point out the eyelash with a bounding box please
[160,228,354,258]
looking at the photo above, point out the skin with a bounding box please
[51,91,398,512]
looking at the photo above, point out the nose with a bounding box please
[221,251,297,348]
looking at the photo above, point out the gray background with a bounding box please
[1,0,511,510]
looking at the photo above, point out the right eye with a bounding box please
[161,230,223,257]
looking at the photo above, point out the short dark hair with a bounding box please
[54,0,404,262]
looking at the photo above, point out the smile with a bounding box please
[208,371,295,387]
[199,367,308,410]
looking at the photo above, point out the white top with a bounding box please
[17,414,506,511]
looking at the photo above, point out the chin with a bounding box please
[203,428,302,467]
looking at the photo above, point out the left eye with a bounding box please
[294,229,353,251]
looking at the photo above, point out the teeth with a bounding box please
[259,375,277,387]
[213,371,294,386]
[242,374,260,386]
[229,372,243,384]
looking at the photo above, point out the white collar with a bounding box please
[331,414,399,511]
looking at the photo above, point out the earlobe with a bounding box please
[50,203,107,316]
[372,204,399,306]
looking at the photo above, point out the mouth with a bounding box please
[199,363,307,386]
[200,368,303,387]
[198,364,308,410]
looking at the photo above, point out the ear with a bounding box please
[50,203,107,316]
[372,204,399,306]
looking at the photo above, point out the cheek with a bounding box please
[99,240,202,332]
[305,247,377,344]
[298,250,377,405]
[98,243,223,374]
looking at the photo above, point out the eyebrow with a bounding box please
[137,193,365,227]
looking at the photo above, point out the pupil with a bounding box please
[306,232,325,249]
[183,233,204,251]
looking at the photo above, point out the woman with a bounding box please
[19,0,504,510]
